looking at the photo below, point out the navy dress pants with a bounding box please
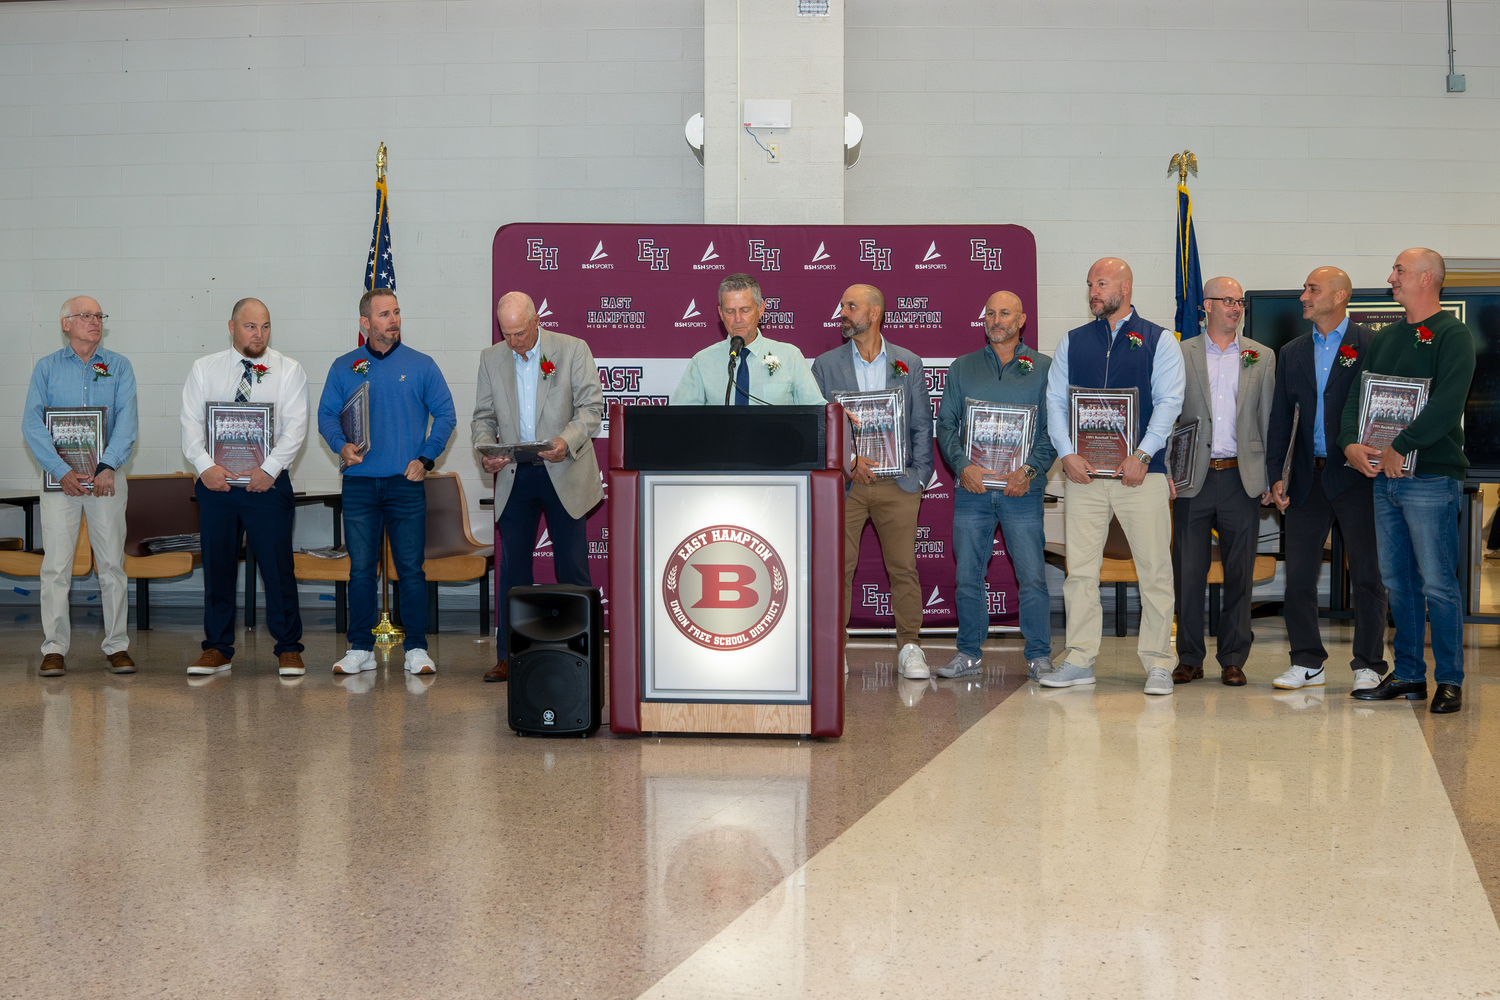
[197,471,304,657]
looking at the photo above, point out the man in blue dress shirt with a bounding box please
[23,296,139,677]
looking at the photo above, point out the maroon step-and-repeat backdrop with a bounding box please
[490,223,1038,632]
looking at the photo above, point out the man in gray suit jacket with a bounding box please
[1170,277,1276,686]
[1264,266,1387,693]
[472,291,605,682]
[811,284,934,679]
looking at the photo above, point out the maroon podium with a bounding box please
[607,403,847,738]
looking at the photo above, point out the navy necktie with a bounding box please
[734,350,751,405]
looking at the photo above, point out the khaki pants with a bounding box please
[1061,473,1175,674]
[39,478,129,657]
[842,479,924,648]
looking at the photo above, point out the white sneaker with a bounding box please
[898,643,930,679]
[1144,667,1174,695]
[1351,668,1382,692]
[332,649,376,674]
[1273,665,1326,689]
[1038,662,1095,688]
[404,648,436,674]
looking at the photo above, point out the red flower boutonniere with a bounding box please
[540,355,556,380]
[250,364,270,384]
[1337,345,1358,368]
[1016,357,1034,374]
[352,358,370,376]
[890,360,909,379]
[1240,349,1260,369]
[90,362,110,382]
[1127,331,1143,350]
[1416,325,1434,346]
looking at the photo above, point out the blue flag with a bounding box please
[1174,183,1203,339]
[365,173,396,294]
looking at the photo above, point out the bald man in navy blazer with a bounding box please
[1265,266,1388,693]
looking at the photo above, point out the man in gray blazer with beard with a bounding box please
[1170,277,1276,687]
[472,291,604,682]
[812,283,934,679]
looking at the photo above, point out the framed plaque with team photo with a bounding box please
[206,401,276,485]
[963,400,1036,489]
[1165,416,1203,493]
[832,387,906,478]
[339,381,370,470]
[1068,386,1137,478]
[42,406,108,491]
[1355,372,1430,474]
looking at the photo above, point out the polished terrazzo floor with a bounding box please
[1,608,1497,999]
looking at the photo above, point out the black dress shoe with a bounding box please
[1430,683,1462,713]
[1351,673,1428,701]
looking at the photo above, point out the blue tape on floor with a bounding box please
[13,588,29,596]
[319,593,335,601]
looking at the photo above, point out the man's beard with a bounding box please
[1089,292,1124,318]
[241,343,268,359]
[840,317,868,339]
[986,322,1018,344]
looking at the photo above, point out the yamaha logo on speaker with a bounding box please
[542,709,555,725]
[662,525,788,650]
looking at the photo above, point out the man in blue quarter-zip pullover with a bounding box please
[23,296,139,677]
[318,289,457,677]
[935,290,1056,682]
[1042,258,1185,696]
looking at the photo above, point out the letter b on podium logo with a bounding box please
[663,525,788,650]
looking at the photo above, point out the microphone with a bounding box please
[725,335,746,405]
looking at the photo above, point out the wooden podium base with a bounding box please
[639,701,811,735]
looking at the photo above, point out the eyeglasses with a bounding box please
[65,312,107,323]
[1204,297,1245,309]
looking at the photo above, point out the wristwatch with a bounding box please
[1132,450,1150,465]
[1021,464,1037,480]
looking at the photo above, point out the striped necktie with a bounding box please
[235,359,253,402]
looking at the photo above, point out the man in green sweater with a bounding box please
[1339,248,1475,713]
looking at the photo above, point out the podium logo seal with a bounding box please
[662,525,788,650]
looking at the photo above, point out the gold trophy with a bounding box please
[372,532,404,644]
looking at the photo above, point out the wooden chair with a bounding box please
[0,510,93,581]
[123,473,199,630]
[1045,517,1275,636]
[293,550,350,634]
[386,473,495,633]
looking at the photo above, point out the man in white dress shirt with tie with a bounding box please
[180,297,310,678]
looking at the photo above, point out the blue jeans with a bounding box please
[344,475,428,651]
[952,487,1050,661]
[1373,473,1464,685]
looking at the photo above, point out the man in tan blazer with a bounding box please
[1170,276,1276,686]
[472,291,605,681]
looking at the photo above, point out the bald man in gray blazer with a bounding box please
[812,284,934,679]
[1170,277,1276,687]
[473,291,604,681]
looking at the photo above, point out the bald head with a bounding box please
[1300,267,1352,333]
[838,283,885,341]
[497,291,541,355]
[983,291,1027,350]
[1086,258,1133,323]
[1201,277,1244,341]
[1389,247,1446,318]
[228,297,271,359]
[231,297,267,322]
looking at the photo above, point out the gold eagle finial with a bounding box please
[376,142,388,180]
[1168,150,1198,183]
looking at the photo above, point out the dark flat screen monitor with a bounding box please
[1244,286,1500,481]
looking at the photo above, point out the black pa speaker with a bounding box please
[507,584,602,737]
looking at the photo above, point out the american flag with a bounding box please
[362,149,395,345]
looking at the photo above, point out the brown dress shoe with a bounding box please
[39,653,66,677]
[1171,663,1203,684]
[484,659,508,683]
[187,648,233,675]
[105,651,137,674]
[277,651,306,676]
[1222,664,1248,686]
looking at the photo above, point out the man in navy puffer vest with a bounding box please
[1042,258,1186,695]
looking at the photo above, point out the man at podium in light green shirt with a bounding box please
[670,272,826,406]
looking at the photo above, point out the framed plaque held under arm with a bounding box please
[1354,373,1430,474]
[832,387,906,478]
[339,381,370,471]
[963,400,1036,490]
[1068,386,1138,478]
[42,406,107,492]
[1165,416,1203,494]
[206,401,276,485]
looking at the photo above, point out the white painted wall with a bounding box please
[845,1,1500,354]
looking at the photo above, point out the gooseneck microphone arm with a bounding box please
[725,335,745,405]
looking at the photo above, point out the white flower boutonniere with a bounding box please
[763,353,781,375]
